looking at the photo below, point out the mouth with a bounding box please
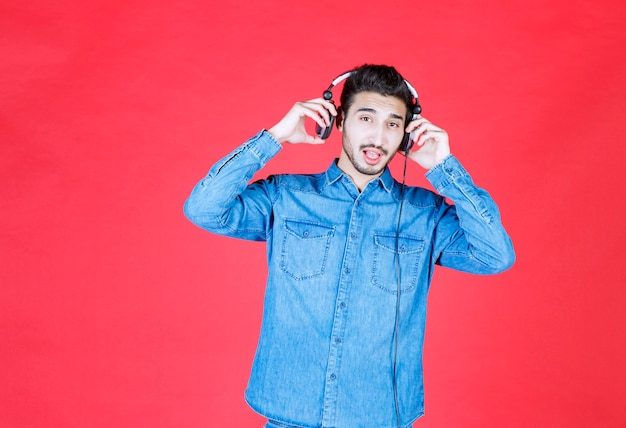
[362,146,386,165]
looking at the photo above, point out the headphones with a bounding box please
[315,70,422,151]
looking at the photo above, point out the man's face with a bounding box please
[337,91,407,185]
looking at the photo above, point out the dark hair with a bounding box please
[339,64,414,121]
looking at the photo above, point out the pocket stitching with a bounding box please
[280,219,335,281]
[371,234,424,294]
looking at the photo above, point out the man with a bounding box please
[184,64,515,428]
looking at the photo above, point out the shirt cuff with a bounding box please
[424,155,470,191]
[244,129,283,164]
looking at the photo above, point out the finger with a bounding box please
[408,121,445,145]
[293,103,330,129]
[405,116,428,131]
[413,131,427,148]
[300,133,326,145]
[406,120,443,135]
[415,129,445,147]
[310,135,327,145]
[304,98,338,116]
[300,100,337,125]
[408,126,431,147]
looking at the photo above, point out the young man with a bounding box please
[184,64,515,428]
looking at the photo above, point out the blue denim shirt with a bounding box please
[184,130,515,428]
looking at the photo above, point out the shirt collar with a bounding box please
[325,159,394,193]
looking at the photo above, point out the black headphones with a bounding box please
[315,71,422,151]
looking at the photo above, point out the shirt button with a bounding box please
[350,233,357,239]
[329,373,336,380]
[335,337,342,343]
[339,302,346,309]
[344,268,351,274]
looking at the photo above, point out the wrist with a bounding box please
[429,153,451,170]
[267,125,287,144]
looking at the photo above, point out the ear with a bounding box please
[336,107,344,132]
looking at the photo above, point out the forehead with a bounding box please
[347,91,408,118]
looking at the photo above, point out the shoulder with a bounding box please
[394,182,444,209]
[260,172,328,194]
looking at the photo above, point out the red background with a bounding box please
[2,1,625,427]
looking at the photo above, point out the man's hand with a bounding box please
[268,98,338,144]
[403,116,451,170]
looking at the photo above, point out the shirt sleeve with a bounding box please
[425,155,515,274]
[183,130,282,241]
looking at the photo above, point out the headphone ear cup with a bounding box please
[316,106,342,139]
[400,111,417,152]
[316,115,335,140]
[400,132,413,152]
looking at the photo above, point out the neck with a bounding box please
[336,157,382,192]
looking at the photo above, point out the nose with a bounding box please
[367,123,386,146]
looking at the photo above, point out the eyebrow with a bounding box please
[355,107,404,120]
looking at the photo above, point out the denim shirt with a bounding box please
[184,130,515,428]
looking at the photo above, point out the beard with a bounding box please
[342,140,396,176]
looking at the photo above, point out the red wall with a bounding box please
[2,1,625,426]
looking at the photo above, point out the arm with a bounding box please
[183,130,282,241]
[427,156,515,274]
[403,116,515,274]
[183,98,338,240]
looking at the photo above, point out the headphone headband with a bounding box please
[316,69,422,151]
[322,71,420,106]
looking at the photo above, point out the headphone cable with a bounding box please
[392,149,410,428]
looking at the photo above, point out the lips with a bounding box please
[363,148,383,165]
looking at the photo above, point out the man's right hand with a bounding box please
[268,98,338,144]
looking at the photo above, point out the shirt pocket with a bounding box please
[371,234,425,294]
[280,219,336,280]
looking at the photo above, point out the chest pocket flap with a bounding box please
[372,234,425,293]
[281,219,335,280]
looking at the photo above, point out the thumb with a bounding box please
[303,133,326,145]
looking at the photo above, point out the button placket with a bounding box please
[321,198,362,427]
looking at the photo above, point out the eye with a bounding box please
[388,121,401,128]
[360,116,372,122]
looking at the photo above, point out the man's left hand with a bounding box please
[402,116,451,170]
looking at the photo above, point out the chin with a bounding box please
[354,161,388,176]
